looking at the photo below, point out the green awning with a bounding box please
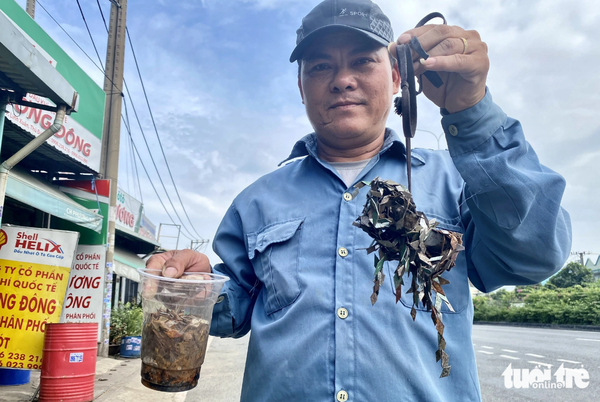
[114,246,144,283]
[6,167,103,232]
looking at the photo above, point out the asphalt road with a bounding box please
[14,325,589,402]
[473,325,599,402]
[189,325,599,402]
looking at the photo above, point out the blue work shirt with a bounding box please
[209,91,572,401]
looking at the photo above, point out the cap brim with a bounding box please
[289,24,390,63]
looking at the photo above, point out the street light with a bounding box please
[416,129,445,150]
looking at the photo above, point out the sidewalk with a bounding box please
[0,353,137,402]
[0,336,248,402]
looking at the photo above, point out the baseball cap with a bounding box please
[289,0,394,63]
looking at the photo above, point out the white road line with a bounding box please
[501,349,518,353]
[481,346,494,349]
[478,350,494,355]
[576,338,600,342]
[525,353,545,358]
[528,361,552,368]
[500,354,520,360]
[557,359,581,364]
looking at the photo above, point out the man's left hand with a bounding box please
[389,25,489,114]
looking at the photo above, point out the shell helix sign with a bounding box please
[0,226,79,369]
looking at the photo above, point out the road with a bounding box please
[473,325,598,402]
[7,325,592,401]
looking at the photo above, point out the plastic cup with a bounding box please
[138,269,229,392]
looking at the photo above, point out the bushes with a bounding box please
[473,282,600,325]
[109,302,144,345]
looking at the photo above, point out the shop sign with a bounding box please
[0,226,78,369]
[6,94,101,172]
[116,188,142,232]
[60,245,106,341]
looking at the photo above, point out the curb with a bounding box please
[474,321,600,332]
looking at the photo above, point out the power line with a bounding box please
[121,79,198,240]
[93,0,201,242]
[122,94,143,203]
[40,0,196,241]
[125,27,205,241]
[75,0,104,69]
[122,99,193,242]
[95,0,109,32]
[36,0,122,97]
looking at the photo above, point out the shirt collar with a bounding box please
[279,128,426,166]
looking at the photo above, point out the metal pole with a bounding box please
[98,0,127,357]
[26,0,36,19]
[416,129,444,150]
[0,95,8,224]
[0,104,66,227]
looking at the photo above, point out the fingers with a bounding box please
[393,24,489,79]
[145,249,211,278]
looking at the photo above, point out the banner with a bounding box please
[116,188,143,233]
[0,226,79,369]
[6,94,102,172]
[60,245,106,342]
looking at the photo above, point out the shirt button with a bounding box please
[343,192,352,201]
[337,307,348,319]
[338,247,348,257]
[448,124,459,136]
[216,295,225,304]
[336,390,349,401]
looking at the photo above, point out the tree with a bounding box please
[547,262,594,288]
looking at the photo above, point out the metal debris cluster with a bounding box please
[353,177,464,377]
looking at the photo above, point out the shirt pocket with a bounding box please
[247,218,304,315]
[387,222,469,314]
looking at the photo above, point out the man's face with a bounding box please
[298,29,400,151]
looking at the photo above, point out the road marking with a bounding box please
[528,361,552,368]
[576,338,600,342]
[500,354,520,360]
[525,353,545,358]
[481,346,494,349]
[478,350,494,355]
[501,349,518,353]
[557,359,581,364]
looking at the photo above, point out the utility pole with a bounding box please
[26,0,35,19]
[98,0,127,357]
[570,251,595,266]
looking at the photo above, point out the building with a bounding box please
[585,256,600,281]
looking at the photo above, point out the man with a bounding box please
[147,0,571,400]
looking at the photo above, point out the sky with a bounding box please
[13,0,600,266]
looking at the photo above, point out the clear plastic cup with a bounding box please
[138,269,229,392]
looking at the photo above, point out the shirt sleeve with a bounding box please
[442,89,572,293]
[209,204,259,338]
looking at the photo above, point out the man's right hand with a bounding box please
[145,249,211,278]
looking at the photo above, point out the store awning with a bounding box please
[0,10,78,111]
[115,226,160,255]
[6,167,102,232]
[114,247,145,283]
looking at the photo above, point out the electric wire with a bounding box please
[121,99,193,242]
[75,0,104,69]
[122,93,144,203]
[36,0,122,96]
[121,80,197,240]
[40,0,196,242]
[93,0,200,242]
[125,27,205,241]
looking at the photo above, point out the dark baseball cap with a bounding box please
[290,0,395,63]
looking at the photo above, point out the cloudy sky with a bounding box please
[15,0,600,266]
